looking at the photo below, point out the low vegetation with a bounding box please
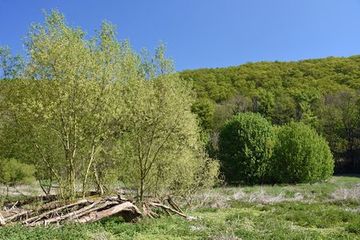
[1,176,359,239]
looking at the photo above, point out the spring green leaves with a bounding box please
[219,113,334,184]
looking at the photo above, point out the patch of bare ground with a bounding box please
[186,188,307,209]
[330,183,360,201]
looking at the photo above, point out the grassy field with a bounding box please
[0,176,359,240]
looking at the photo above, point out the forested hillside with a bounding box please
[180,56,360,173]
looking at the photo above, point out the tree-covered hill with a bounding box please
[180,56,360,173]
[181,56,360,103]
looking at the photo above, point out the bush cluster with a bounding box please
[271,122,334,183]
[218,113,274,184]
[218,113,334,184]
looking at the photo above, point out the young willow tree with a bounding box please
[1,11,218,199]
[5,11,132,198]
[114,49,219,200]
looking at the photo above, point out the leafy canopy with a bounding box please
[271,122,334,183]
[218,112,274,184]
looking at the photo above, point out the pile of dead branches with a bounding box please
[0,196,187,227]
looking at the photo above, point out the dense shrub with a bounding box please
[271,122,334,183]
[218,113,274,184]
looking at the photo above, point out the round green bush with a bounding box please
[271,122,334,183]
[218,112,274,184]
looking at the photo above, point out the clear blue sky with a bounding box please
[1,0,360,70]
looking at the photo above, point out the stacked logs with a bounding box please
[0,196,186,227]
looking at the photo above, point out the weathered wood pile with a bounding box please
[0,195,186,227]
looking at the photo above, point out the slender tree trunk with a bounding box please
[93,164,104,195]
[69,159,76,198]
[64,144,77,199]
[82,146,96,198]
[139,178,144,202]
[58,181,65,200]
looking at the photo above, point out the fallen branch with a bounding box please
[142,203,158,218]
[148,202,187,218]
[0,213,5,226]
[167,197,183,213]
[73,201,142,223]
[8,201,19,211]
[5,210,31,223]
[31,201,100,226]
[66,200,119,222]
[23,199,90,225]
[0,195,185,227]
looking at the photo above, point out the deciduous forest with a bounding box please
[182,57,360,174]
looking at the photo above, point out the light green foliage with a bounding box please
[191,98,215,131]
[293,89,320,127]
[0,10,218,199]
[0,158,35,189]
[114,49,219,200]
[180,57,360,172]
[271,122,334,183]
[218,113,274,184]
[218,114,333,184]
[0,47,24,79]
[4,11,132,198]
[252,88,275,118]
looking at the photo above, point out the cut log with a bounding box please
[30,201,100,226]
[66,200,119,221]
[23,199,90,225]
[74,202,142,223]
[0,195,185,227]
[0,213,5,226]
[5,210,31,222]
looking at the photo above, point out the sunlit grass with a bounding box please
[1,176,359,239]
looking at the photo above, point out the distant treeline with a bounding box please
[180,56,360,173]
